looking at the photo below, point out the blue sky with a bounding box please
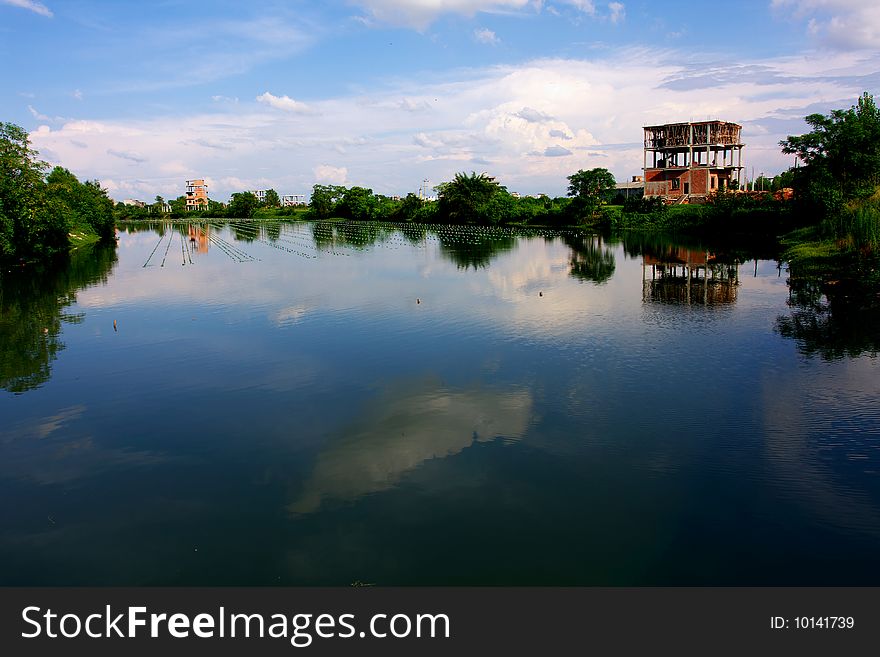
[3,0,879,201]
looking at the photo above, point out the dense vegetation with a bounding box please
[777,92,880,276]
[1,123,115,261]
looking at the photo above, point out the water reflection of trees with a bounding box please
[310,221,395,250]
[776,278,880,360]
[436,229,517,271]
[562,234,616,284]
[0,244,118,393]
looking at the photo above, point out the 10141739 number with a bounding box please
[795,617,854,629]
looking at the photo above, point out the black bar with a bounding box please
[1,587,876,656]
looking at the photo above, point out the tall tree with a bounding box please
[0,122,52,257]
[263,188,280,208]
[47,167,114,240]
[781,92,880,214]
[337,186,377,220]
[436,171,505,224]
[228,191,259,218]
[566,168,616,221]
[308,184,346,219]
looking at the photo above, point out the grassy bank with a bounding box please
[781,196,880,284]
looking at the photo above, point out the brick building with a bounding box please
[643,121,744,202]
[185,179,209,211]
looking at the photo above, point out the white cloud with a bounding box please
[256,91,314,114]
[72,89,83,101]
[1,0,52,18]
[567,0,597,14]
[772,0,880,49]
[397,97,432,112]
[27,105,50,121]
[313,165,348,185]
[474,27,500,45]
[515,107,555,123]
[608,2,625,24]
[26,47,880,201]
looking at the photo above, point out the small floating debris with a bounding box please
[113,319,118,332]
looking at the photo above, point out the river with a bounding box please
[1,220,878,585]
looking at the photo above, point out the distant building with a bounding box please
[251,190,268,204]
[185,179,209,211]
[281,194,306,206]
[122,199,146,207]
[643,121,744,202]
[614,176,644,200]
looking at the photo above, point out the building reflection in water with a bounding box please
[188,224,210,254]
[641,247,739,305]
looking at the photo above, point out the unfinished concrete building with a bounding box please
[185,179,209,211]
[643,121,743,202]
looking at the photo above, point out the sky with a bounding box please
[2,0,879,202]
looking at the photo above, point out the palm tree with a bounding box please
[437,171,503,223]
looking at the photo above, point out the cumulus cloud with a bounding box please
[515,107,555,123]
[313,164,348,185]
[772,0,880,49]
[26,47,880,201]
[474,27,500,45]
[1,0,52,18]
[256,92,313,113]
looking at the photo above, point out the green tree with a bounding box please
[308,184,346,219]
[395,193,424,222]
[263,188,280,208]
[0,122,52,257]
[781,92,880,213]
[227,191,259,218]
[169,195,187,216]
[566,168,616,221]
[436,171,505,224]
[206,199,225,216]
[47,168,114,240]
[337,186,378,220]
[563,234,616,284]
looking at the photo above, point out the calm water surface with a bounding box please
[1,220,878,585]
